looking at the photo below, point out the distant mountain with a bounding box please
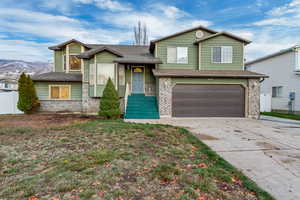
[0,59,52,79]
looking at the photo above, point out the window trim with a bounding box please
[211,46,233,64]
[48,85,71,100]
[69,54,81,72]
[167,46,189,64]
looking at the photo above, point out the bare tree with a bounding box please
[134,21,148,45]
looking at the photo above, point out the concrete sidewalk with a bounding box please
[126,117,300,200]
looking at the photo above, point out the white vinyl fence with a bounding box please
[260,93,271,112]
[0,91,23,114]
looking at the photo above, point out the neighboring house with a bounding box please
[246,46,300,114]
[0,79,18,92]
[32,25,266,119]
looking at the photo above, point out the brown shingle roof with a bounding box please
[32,72,82,82]
[152,69,267,78]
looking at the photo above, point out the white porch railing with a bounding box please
[124,83,130,112]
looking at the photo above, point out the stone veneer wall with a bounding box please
[39,100,82,112]
[248,79,260,119]
[82,83,125,114]
[82,83,100,113]
[158,78,172,117]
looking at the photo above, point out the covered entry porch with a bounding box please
[118,63,159,119]
[121,64,156,96]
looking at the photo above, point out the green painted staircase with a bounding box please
[124,94,160,119]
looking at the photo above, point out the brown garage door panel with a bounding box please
[172,84,245,117]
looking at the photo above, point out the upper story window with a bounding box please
[167,47,188,64]
[272,86,283,97]
[69,55,81,71]
[63,54,81,71]
[212,46,233,64]
[4,83,9,88]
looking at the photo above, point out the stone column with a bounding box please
[158,77,172,117]
[82,83,89,113]
[248,79,260,119]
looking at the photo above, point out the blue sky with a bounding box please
[0,0,299,62]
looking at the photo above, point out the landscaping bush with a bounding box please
[17,73,40,114]
[98,78,121,119]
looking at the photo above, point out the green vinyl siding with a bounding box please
[95,51,117,63]
[54,50,64,72]
[201,35,244,70]
[34,82,82,100]
[156,29,212,70]
[172,78,247,85]
[69,43,82,54]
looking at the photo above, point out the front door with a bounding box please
[132,67,144,94]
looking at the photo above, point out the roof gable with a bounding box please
[194,32,251,45]
[48,39,90,50]
[149,25,218,52]
[77,46,123,59]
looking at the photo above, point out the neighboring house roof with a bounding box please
[32,72,82,82]
[245,45,300,66]
[194,32,251,45]
[152,69,268,78]
[48,39,91,50]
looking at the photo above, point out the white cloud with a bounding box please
[254,0,300,27]
[0,3,212,61]
[0,39,52,62]
[243,28,300,61]
[0,8,131,43]
[75,0,132,11]
[150,4,188,19]
[267,0,300,16]
[100,5,212,40]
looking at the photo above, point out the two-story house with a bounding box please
[32,25,266,119]
[246,45,300,114]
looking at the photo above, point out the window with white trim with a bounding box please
[167,47,188,64]
[50,85,70,100]
[97,63,115,85]
[272,86,283,97]
[212,46,233,63]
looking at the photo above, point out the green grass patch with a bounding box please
[262,112,300,120]
[0,119,274,200]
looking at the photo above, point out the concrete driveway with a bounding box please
[126,116,300,200]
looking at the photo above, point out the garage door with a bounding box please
[172,84,245,117]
